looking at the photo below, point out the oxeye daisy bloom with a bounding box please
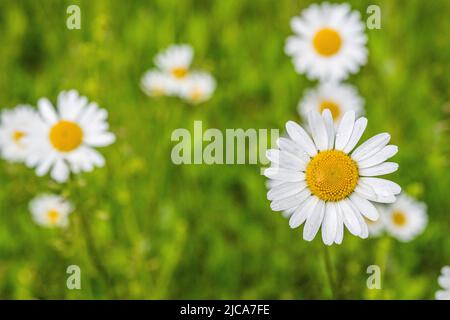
[26,90,116,183]
[381,194,427,242]
[0,105,39,163]
[285,3,368,81]
[436,266,450,300]
[140,70,176,97]
[179,72,216,104]
[154,44,193,82]
[29,194,73,228]
[264,110,400,245]
[298,82,364,124]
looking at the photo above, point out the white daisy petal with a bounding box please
[267,181,308,201]
[349,193,379,221]
[321,109,335,149]
[263,168,305,182]
[322,202,338,245]
[335,111,355,150]
[270,189,310,211]
[307,111,328,151]
[339,199,361,236]
[342,117,367,153]
[285,121,317,157]
[334,204,345,244]
[51,159,70,183]
[359,162,399,176]
[351,133,390,162]
[357,145,398,168]
[303,199,325,241]
[37,98,58,124]
[289,195,318,228]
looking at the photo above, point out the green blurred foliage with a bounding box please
[0,0,449,299]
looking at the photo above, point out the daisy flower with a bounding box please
[179,72,216,104]
[29,194,73,228]
[26,90,116,183]
[298,82,364,124]
[381,194,427,242]
[0,105,40,163]
[285,3,368,81]
[264,110,400,245]
[140,70,176,97]
[154,44,193,83]
[436,266,450,300]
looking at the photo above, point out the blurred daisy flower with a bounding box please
[264,110,400,245]
[180,72,216,104]
[298,82,364,124]
[154,44,194,82]
[26,90,116,183]
[29,194,73,228]
[381,194,427,242]
[436,266,450,300]
[141,70,176,97]
[141,44,216,103]
[285,3,367,81]
[0,105,39,163]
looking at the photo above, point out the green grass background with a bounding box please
[0,0,449,299]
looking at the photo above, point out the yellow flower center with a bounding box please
[392,210,407,226]
[313,28,342,56]
[49,120,83,152]
[306,150,359,201]
[47,209,60,224]
[319,100,341,119]
[13,130,25,144]
[171,67,188,79]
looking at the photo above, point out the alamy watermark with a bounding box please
[171,121,279,168]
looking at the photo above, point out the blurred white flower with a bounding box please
[285,3,368,81]
[381,193,427,242]
[0,105,40,163]
[179,72,216,104]
[141,44,216,102]
[264,110,400,245]
[298,82,364,124]
[141,70,177,97]
[26,90,116,183]
[154,44,193,82]
[436,266,450,300]
[29,194,73,228]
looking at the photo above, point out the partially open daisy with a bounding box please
[179,72,216,104]
[0,105,39,163]
[29,194,73,228]
[285,3,367,81]
[141,70,176,97]
[381,194,427,242]
[436,266,450,300]
[26,90,116,183]
[299,82,364,124]
[154,44,193,83]
[264,110,400,245]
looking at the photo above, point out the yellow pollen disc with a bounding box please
[49,120,83,152]
[319,100,341,119]
[313,28,342,56]
[392,210,407,226]
[171,67,188,79]
[13,130,25,143]
[306,150,359,202]
[47,209,60,224]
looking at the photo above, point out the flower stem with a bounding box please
[322,245,338,299]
